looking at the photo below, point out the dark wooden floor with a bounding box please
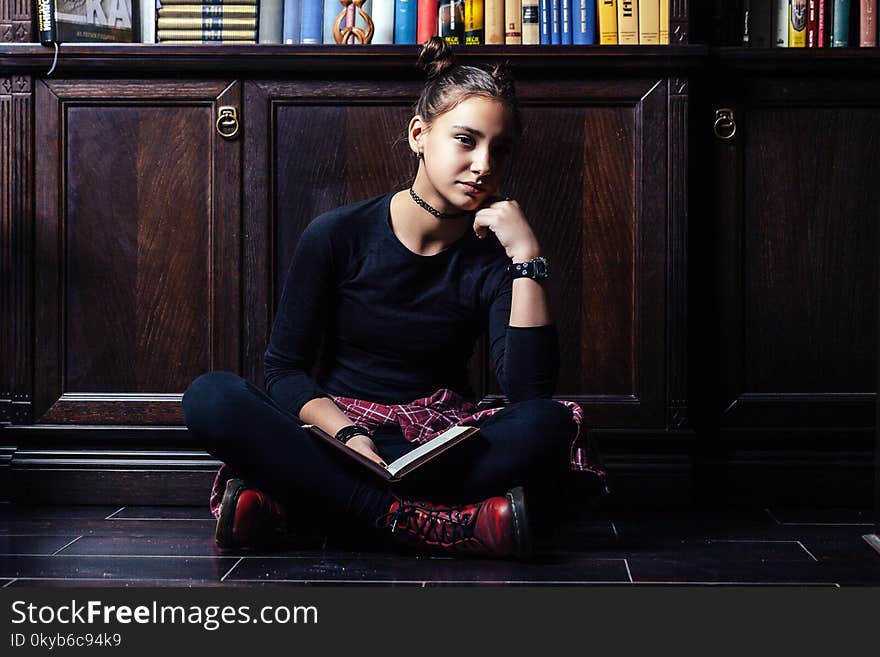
[1,502,879,586]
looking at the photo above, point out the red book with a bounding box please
[818,0,826,46]
[861,0,877,46]
[418,0,440,43]
[807,0,818,46]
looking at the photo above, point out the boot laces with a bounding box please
[378,500,482,547]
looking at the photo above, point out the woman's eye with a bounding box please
[456,135,474,146]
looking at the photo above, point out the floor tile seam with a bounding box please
[51,535,83,556]
[104,507,126,520]
[795,540,820,562]
[0,553,241,559]
[628,581,842,587]
[105,518,215,522]
[623,559,633,583]
[2,579,17,588]
[220,557,244,582]
[222,579,636,585]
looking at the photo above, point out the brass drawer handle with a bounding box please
[216,106,240,140]
[714,108,736,140]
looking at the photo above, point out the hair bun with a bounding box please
[416,36,457,80]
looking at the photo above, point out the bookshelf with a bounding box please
[1,1,878,509]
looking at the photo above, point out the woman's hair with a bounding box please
[413,36,522,139]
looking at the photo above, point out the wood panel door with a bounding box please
[244,75,678,429]
[33,79,242,426]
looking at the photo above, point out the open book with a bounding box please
[302,424,480,482]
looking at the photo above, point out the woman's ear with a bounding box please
[408,115,428,156]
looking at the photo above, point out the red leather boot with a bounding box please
[377,486,532,559]
[215,478,287,550]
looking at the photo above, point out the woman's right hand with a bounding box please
[345,434,387,468]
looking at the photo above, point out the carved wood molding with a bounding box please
[0,0,32,42]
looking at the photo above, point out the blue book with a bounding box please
[570,0,594,44]
[550,0,560,44]
[300,0,323,43]
[395,0,417,43]
[539,0,551,44]
[283,0,302,43]
[560,0,571,44]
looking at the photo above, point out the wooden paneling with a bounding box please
[33,79,242,425]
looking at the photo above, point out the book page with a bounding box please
[386,425,474,477]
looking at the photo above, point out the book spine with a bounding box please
[659,0,668,43]
[157,28,259,38]
[742,0,751,45]
[617,0,637,44]
[417,0,439,42]
[539,0,551,43]
[369,0,393,43]
[158,0,257,4]
[159,6,259,17]
[484,0,504,42]
[300,0,323,42]
[322,0,337,43]
[639,0,659,43]
[818,0,826,44]
[750,0,773,46]
[283,0,301,43]
[789,0,807,45]
[571,0,596,44]
[257,0,282,43]
[141,0,157,43]
[831,0,849,45]
[396,0,418,42]
[807,0,818,45]
[861,0,877,44]
[560,0,571,43]
[36,0,57,45]
[465,0,484,43]
[505,0,522,42]
[598,0,617,43]
[439,0,464,43]
[522,0,540,43]
[775,0,789,45]
[158,17,258,28]
[550,0,560,43]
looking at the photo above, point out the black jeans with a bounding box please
[182,371,576,530]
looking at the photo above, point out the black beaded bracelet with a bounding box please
[335,425,371,445]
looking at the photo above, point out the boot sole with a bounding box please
[506,486,533,559]
[215,478,246,550]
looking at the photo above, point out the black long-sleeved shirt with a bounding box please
[263,191,559,416]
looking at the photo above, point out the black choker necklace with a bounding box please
[409,187,471,219]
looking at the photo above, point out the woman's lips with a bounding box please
[460,182,484,193]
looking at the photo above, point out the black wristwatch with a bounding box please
[335,425,371,445]
[508,256,550,280]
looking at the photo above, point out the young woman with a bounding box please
[182,36,605,560]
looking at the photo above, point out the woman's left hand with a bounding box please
[472,197,542,263]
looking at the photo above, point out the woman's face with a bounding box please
[414,96,516,213]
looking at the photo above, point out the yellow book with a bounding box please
[484,0,505,43]
[465,0,485,44]
[789,0,806,47]
[157,17,257,30]
[598,0,618,44]
[617,0,638,44]
[659,0,669,44]
[638,0,659,44]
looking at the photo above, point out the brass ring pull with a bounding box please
[216,106,239,140]
[714,108,736,140]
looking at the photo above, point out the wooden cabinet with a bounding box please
[0,47,698,502]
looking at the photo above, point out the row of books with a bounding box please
[727,1,878,48]
[38,0,673,45]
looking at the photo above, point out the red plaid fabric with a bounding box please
[209,388,609,518]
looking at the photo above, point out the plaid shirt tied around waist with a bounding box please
[210,388,609,519]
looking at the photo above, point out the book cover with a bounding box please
[465,0,484,43]
[830,0,849,45]
[283,0,302,42]
[775,0,789,44]
[484,0,504,42]
[639,0,659,43]
[303,424,481,482]
[598,0,617,43]
[301,0,323,42]
[55,0,139,42]
[395,0,418,42]
[522,0,539,43]
[549,0,559,43]
[818,0,826,45]
[659,0,668,43]
[860,0,876,45]
[439,0,464,43]
[789,0,807,45]
[416,0,439,43]
[37,0,57,44]
[505,0,522,42]
[539,0,550,42]
[141,0,156,43]
[571,0,595,44]
[559,0,571,43]
[259,0,283,42]
[617,0,637,44]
